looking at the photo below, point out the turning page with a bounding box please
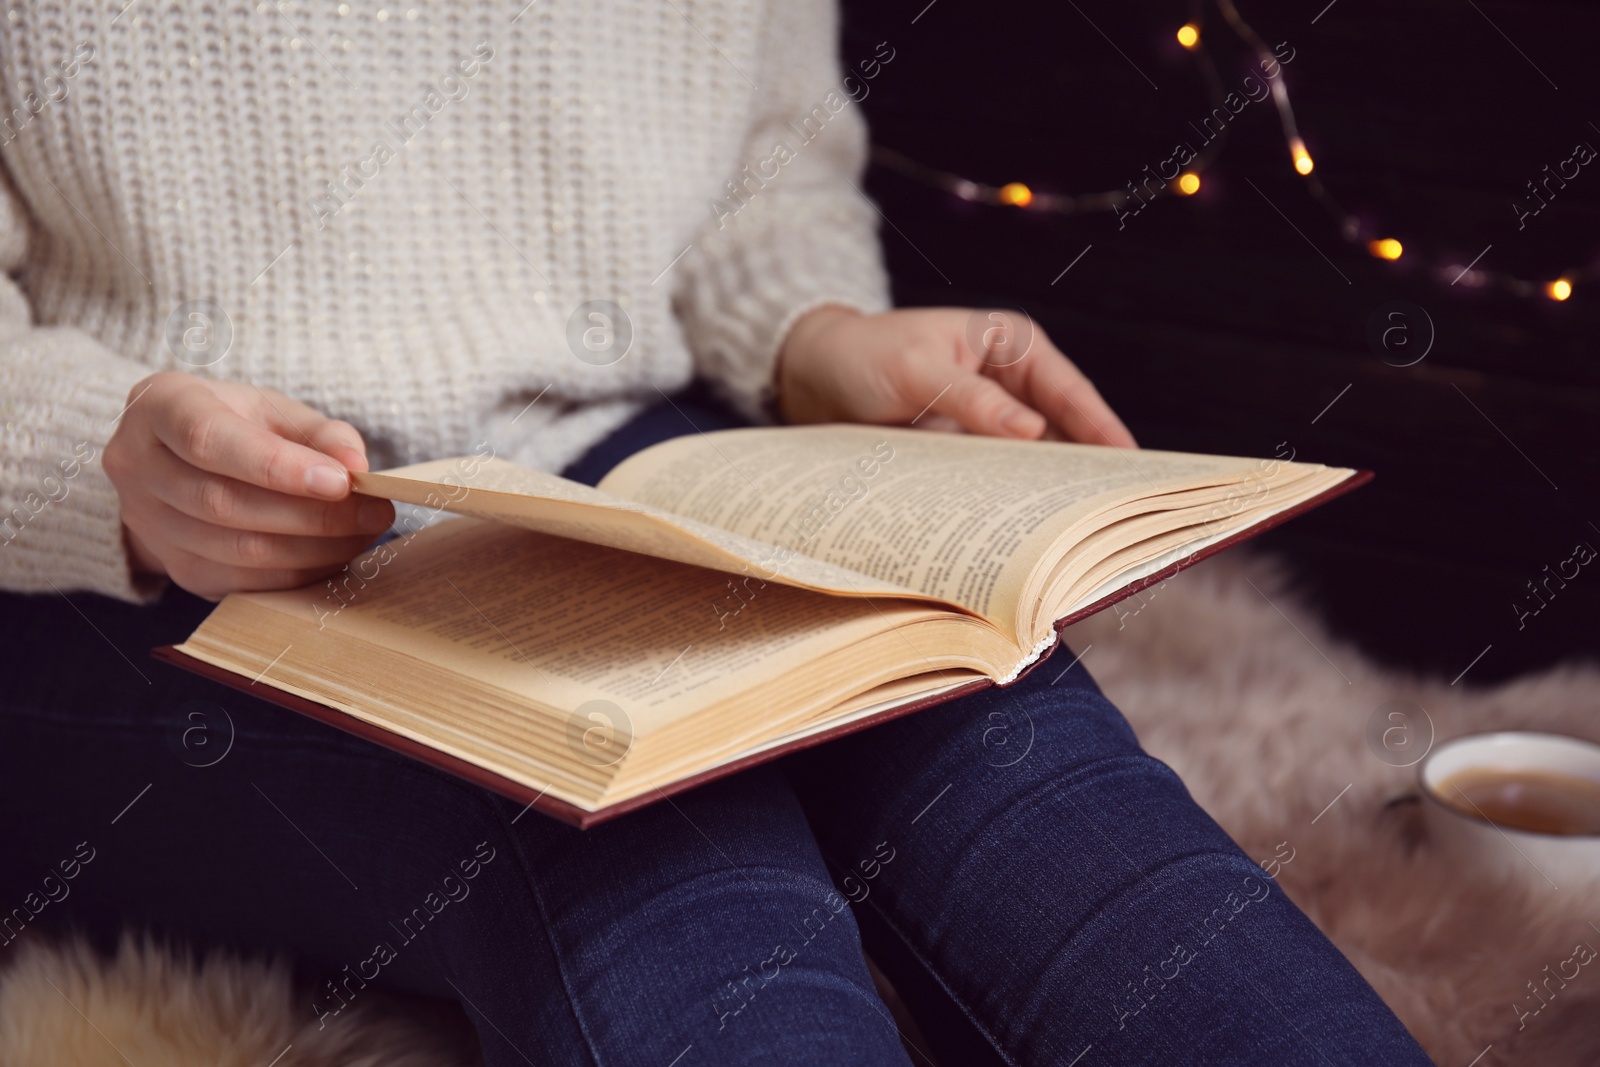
[352,454,938,606]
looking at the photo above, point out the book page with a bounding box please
[353,455,929,604]
[235,518,939,733]
[598,425,1285,628]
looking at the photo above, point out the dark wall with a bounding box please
[840,0,1599,683]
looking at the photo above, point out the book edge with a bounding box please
[1048,467,1372,631]
[150,645,992,829]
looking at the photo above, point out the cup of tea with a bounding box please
[1418,731,1600,888]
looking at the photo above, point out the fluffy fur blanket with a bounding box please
[0,935,479,1066]
[2,552,1594,1066]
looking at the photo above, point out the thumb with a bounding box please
[923,366,1047,439]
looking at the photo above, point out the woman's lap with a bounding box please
[0,384,1428,1064]
[0,587,910,1066]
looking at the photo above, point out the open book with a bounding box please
[157,425,1367,827]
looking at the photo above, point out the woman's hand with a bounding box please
[104,371,395,600]
[775,306,1136,447]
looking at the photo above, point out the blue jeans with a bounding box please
[0,385,1427,1065]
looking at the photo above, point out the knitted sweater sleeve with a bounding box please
[0,172,160,601]
[671,0,893,422]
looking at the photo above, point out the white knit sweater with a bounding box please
[0,0,890,601]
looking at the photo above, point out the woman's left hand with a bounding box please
[775,306,1137,448]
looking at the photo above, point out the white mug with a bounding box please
[1418,731,1600,890]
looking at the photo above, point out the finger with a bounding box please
[966,307,1035,371]
[923,365,1047,439]
[141,442,395,536]
[311,419,371,473]
[1006,337,1137,447]
[252,388,373,473]
[133,498,380,571]
[161,547,350,603]
[156,386,355,499]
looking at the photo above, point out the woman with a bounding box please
[0,1,1428,1062]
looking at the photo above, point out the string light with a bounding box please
[998,182,1034,208]
[1289,136,1314,176]
[867,0,1589,303]
[1368,238,1403,261]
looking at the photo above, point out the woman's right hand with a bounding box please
[104,371,395,601]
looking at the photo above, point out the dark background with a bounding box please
[839,0,1598,683]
